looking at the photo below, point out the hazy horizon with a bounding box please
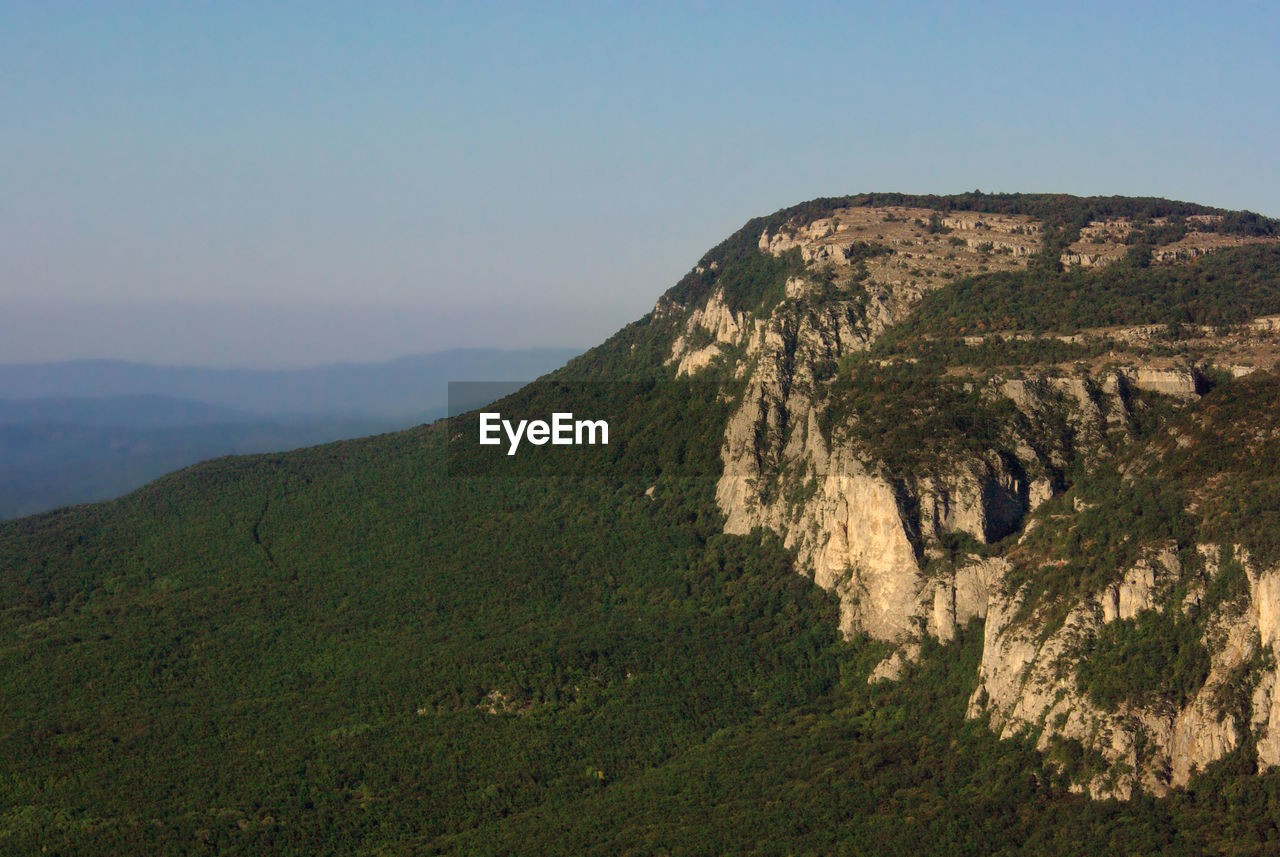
[0,300,598,369]
[5,3,1278,367]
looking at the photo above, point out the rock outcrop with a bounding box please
[964,546,1280,798]
[661,198,1280,799]
[667,288,751,377]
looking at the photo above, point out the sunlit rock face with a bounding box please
[660,198,1280,798]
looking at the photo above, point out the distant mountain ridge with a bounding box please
[0,395,253,428]
[0,347,582,418]
[0,347,581,518]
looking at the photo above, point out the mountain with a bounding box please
[0,348,581,519]
[0,348,584,417]
[0,395,254,428]
[660,196,1280,799]
[4,194,1280,854]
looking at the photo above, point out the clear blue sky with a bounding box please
[3,1,1277,366]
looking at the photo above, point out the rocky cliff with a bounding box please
[657,194,1280,798]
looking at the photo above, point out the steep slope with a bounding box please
[4,193,1280,853]
[969,373,1280,798]
[657,193,1280,799]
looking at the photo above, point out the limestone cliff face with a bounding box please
[967,546,1280,799]
[1059,215,1277,269]
[1253,568,1280,768]
[676,205,1202,646]
[657,199,1280,799]
[705,288,910,639]
[691,209,1072,642]
[705,302,1150,645]
[666,288,752,377]
[712,356,1181,646]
